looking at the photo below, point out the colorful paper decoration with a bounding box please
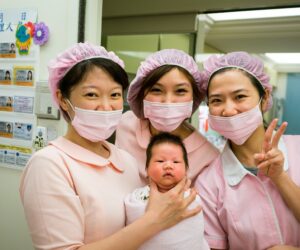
[15,21,50,55]
[33,22,49,46]
[15,24,32,55]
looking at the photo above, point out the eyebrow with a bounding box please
[209,88,249,98]
[154,82,191,87]
[175,83,191,87]
[81,84,122,90]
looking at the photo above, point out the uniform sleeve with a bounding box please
[194,159,228,250]
[19,150,84,250]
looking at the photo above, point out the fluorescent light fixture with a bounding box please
[265,53,300,64]
[208,7,300,21]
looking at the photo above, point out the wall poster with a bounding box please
[0,8,38,170]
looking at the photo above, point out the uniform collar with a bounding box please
[49,136,124,172]
[222,136,288,186]
[136,119,208,152]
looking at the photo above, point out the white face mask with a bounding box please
[208,102,263,145]
[143,100,193,132]
[67,100,123,142]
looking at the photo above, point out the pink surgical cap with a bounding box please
[48,42,125,107]
[202,51,273,111]
[127,49,204,118]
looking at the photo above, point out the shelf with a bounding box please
[0,84,36,91]
[0,57,37,63]
[0,111,35,119]
[0,137,32,148]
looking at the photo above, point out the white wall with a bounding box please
[276,73,288,99]
[0,1,103,249]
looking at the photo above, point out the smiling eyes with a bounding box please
[149,86,189,95]
[209,94,248,105]
[111,92,122,98]
[84,91,122,99]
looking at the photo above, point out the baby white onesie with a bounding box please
[124,186,210,250]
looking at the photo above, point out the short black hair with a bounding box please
[145,132,189,169]
[58,57,129,121]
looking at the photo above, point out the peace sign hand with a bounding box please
[254,118,288,181]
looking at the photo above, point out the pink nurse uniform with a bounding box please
[195,135,300,250]
[20,136,142,250]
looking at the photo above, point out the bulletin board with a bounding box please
[0,9,39,170]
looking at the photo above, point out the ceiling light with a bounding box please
[208,7,300,21]
[265,53,300,64]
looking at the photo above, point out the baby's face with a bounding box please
[147,142,186,192]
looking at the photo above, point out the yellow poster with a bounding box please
[14,66,34,86]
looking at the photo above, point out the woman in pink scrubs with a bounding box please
[115,49,219,184]
[195,51,300,250]
[20,43,201,250]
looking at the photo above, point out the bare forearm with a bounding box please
[78,212,161,250]
[272,172,300,222]
[268,245,300,250]
[79,178,200,250]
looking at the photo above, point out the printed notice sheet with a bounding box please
[13,96,34,113]
[13,122,33,140]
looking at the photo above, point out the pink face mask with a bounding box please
[67,100,123,142]
[208,102,263,145]
[143,100,193,132]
